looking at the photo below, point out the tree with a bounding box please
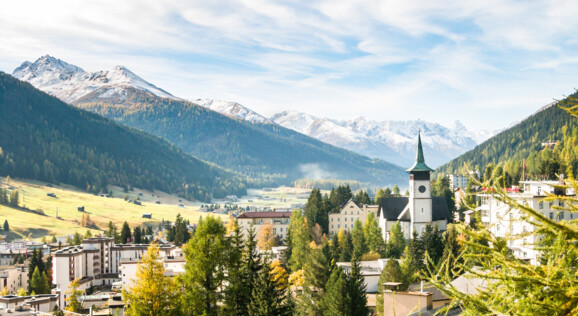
[386,221,405,258]
[133,226,142,244]
[347,256,369,316]
[376,259,405,315]
[29,267,50,294]
[65,279,83,313]
[9,190,18,207]
[304,188,328,233]
[247,260,291,316]
[3,220,9,231]
[321,266,350,316]
[374,188,386,204]
[124,244,180,315]
[392,184,400,196]
[363,213,386,257]
[180,216,227,315]
[429,169,578,315]
[296,247,329,315]
[339,232,353,262]
[73,232,82,245]
[288,210,310,271]
[121,221,132,243]
[51,235,57,243]
[84,230,92,239]
[223,220,246,314]
[351,219,367,258]
[257,223,276,250]
[421,223,444,267]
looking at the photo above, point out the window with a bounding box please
[350,205,354,208]
[549,212,554,220]
[345,217,347,222]
[539,201,543,209]
[280,228,283,232]
[421,208,424,214]
[351,224,354,228]
[331,218,333,222]
[345,211,348,215]
[337,224,340,228]
[338,218,340,222]
[331,224,334,229]
[497,225,501,232]
[560,201,565,207]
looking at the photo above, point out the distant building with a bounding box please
[377,133,451,240]
[237,211,292,241]
[0,266,28,294]
[447,174,468,190]
[475,179,575,264]
[329,199,378,235]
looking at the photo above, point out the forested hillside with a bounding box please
[0,73,246,201]
[437,93,578,185]
[78,91,406,186]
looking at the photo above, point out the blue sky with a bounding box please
[1,0,578,131]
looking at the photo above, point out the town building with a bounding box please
[51,237,176,308]
[0,266,28,294]
[236,211,292,241]
[329,199,379,235]
[475,179,575,265]
[447,174,468,190]
[377,133,451,240]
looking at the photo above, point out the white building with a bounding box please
[377,133,451,240]
[475,179,575,265]
[237,211,292,241]
[0,266,28,294]
[447,174,468,190]
[52,237,176,308]
[329,199,379,235]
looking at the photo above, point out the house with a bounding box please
[378,133,451,240]
[237,211,292,242]
[329,199,379,235]
[142,213,152,219]
[475,179,575,264]
[0,266,28,294]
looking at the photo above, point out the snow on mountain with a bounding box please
[12,55,177,104]
[192,99,270,124]
[271,112,496,168]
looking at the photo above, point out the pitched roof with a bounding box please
[378,197,408,220]
[237,211,292,219]
[377,197,451,221]
[406,132,433,173]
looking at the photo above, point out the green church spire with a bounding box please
[406,131,433,173]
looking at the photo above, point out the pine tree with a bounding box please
[133,226,142,244]
[123,244,180,315]
[180,216,227,316]
[351,219,367,258]
[120,221,132,243]
[347,256,369,316]
[376,259,405,315]
[321,266,350,316]
[305,188,328,232]
[363,213,386,257]
[247,261,291,316]
[29,267,50,294]
[223,220,247,314]
[3,220,9,231]
[339,232,353,262]
[386,221,405,258]
[296,247,329,316]
[288,210,311,271]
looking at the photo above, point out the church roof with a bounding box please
[377,197,451,221]
[406,132,433,173]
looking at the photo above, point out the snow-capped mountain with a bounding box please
[271,111,496,168]
[12,55,177,104]
[192,99,270,124]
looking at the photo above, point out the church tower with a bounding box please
[406,132,433,236]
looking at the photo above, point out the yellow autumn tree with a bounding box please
[257,223,276,250]
[123,243,181,315]
[226,213,237,235]
[270,259,289,290]
[65,279,83,313]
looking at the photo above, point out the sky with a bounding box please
[1,0,578,131]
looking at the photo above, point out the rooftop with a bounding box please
[237,211,292,219]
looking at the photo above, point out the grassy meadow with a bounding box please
[0,177,224,240]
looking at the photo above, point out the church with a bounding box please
[377,133,451,240]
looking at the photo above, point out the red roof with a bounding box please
[237,211,292,219]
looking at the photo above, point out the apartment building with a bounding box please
[328,199,379,236]
[237,211,292,241]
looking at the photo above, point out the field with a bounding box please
[0,178,314,241]
[0,177,222,240]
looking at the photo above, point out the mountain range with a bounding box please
[12,55,495,171]
[0,72,245,201]
[12,55,407,187]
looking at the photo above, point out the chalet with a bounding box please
[142,213,152,219]
[378,133,451,240]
